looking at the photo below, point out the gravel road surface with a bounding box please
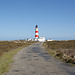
[6,42,75,75]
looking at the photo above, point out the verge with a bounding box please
[0,46,26,75]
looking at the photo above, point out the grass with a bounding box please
[43,40,75,65]
[0,41,35,75]
[0,41,35,57]
[0,47,23,75]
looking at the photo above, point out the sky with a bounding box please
[0,0,75,40]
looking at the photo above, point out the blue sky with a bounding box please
[0,0,75,40]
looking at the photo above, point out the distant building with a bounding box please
[47,39,53,41]
[27,38,31,41]
[38,37,45,42]
[34,38,38,41]
[34,37,45,42]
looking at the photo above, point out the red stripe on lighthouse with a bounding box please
[35,31,38,33]
[35,35,38,37]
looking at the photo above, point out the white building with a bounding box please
[27,38,31,41]
[47,39,53,41]
[34,37,45,42]
[34,38,38,41]
[38,37,45,42]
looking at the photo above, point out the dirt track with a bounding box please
[6,43,75,75]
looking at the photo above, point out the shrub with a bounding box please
[56,52,63,59]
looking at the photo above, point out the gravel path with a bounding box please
[6,43,75,75]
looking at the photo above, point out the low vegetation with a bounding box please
[44,40,75,65]
[0,41,35,57]
[0,41,35,75]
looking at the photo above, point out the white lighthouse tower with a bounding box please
[34,25,45,42]
[35,25,39,38]
[34,25,39,41]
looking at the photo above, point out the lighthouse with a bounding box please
[34,25,45,42]
[34,25,39,41]
[35,25,39,39]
